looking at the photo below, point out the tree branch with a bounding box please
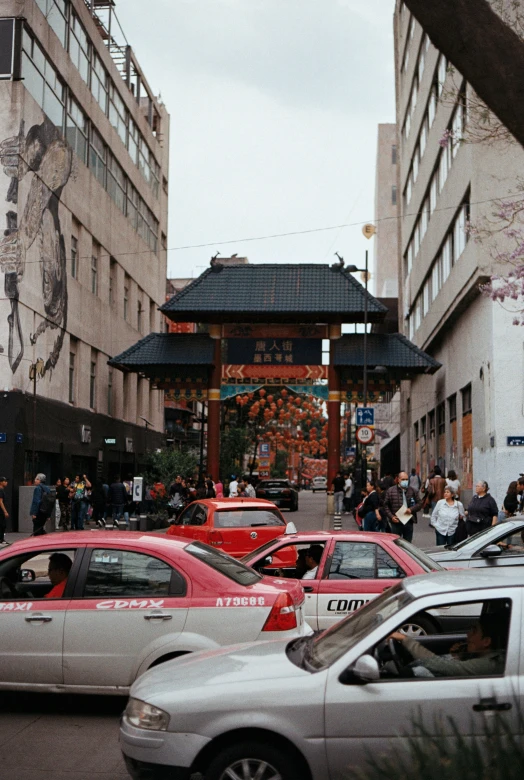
[402,0,524,149]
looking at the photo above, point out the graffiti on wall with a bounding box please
[0,116,72,375]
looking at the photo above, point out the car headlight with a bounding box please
[125,698,170,731]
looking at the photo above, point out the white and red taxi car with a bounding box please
[242,530,445,634]
[0,532,309,694]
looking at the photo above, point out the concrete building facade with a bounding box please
[0,0,168,525]
[394,1,524,506]
[374,123,399,299]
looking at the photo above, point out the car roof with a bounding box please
[402,568,524,598]
[195,498,279,508]
[4,531,189,553]
[271,531,400,543]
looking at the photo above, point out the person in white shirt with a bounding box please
[245,481,256,498]
[301,545,323,580]
[431,486,465,546]
[343,474,353,514]
[228,476,239,498]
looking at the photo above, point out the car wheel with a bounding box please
[399,614,436,637]
[205,740,302,780]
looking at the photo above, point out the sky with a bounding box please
[116,0,396,290]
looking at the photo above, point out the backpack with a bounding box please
[39,486,57,516]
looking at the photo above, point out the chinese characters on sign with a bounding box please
[226,338,322,366]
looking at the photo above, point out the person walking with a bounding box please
[446,469,461,499]
[228,475,239,498]
[343,473,354,514]
[0,476,9,545]
[71,475,91,530]
[361,480,383,532]
[109,476,129,528]
[430,486,465,546]
[383,471,423,543]
[57,477,72,530]
[30,473,54,536]
[408,468,421,492]
[465,481,498,536]
[427,465,447,514]
[332,471,345,515]
[215,478,224,498]
[90,480,108,528]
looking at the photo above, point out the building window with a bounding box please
[109,82,127,146]
[391,185,397,206]
[90,357,97,409]
[21,29,65,131]
[392,145,397,165]
[421,416,426,438]
[35,0,67,47]
[71,236,78,279]
[448,393,457,422]
[124,284,129,320]
[89,127,106,187]
[429,410,436,437]
[109,259,116,304]
[91,255,98,295]
[68,351,75,403]
[107,153,126,214]
[414,421,419,440]
[437,403,445,436]
[137,300,143,333]
[91,51,108,115]
[66,94,88,164]
[462,384,472,415]
[69,11,90,83]
[107,368,113,416]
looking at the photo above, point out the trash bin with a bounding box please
[139,514,148,532]
[129,517,139,531]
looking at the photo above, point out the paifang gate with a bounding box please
[109,260,439,485]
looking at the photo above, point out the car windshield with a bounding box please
[185,542,262,585]
[240,538,281,564]
[308,584,413,668]
[394,538,444,571]
[451,523,518,551]
[214,509,285,528]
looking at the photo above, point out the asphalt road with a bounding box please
[0,491,436,780]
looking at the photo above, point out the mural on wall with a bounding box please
[0,116,72,375]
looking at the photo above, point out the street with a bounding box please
[0,491,435,780]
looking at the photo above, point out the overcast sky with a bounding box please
[117,0,396,288]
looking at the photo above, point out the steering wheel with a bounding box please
[387,638,405,673]
[0,576,17,598]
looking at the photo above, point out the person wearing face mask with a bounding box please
[382,470,423,543]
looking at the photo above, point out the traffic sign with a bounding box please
[356,408,375,427]
[356,426,375,445]
[345,446,356,458]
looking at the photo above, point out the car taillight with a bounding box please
[258,490,266,496]
[282,489,291,496]
[262,592,297,632]
[209,530,224,546]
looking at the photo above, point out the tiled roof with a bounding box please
[109,334,215,369]
[333,333,441,374]
[161,263,388,323]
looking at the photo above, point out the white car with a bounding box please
[0,532,309,694]
[311,476,327,492]
[121,568,522,780]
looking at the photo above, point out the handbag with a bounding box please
[454,516,468,543]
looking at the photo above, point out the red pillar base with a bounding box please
[327,363,341,487]
[207,336,222,480]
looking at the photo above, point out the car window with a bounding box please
[214,509,285,528]
[0,549,77,600]
[370,597,511,681]
[482,527,524,556]
[376,546,406,579]
[185,542,262,586]
[329,542,376,579]
[188,504,208,526]
[178,504,196,526]
[83,549,185,598]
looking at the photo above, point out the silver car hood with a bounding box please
[131,639,310,704]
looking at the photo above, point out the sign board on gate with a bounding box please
[507,436,524,447]
[356,408,375,427]
[356,426,375,445]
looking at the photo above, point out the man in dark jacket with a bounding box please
[382,471,423,543]
[109,476,129,528]
[30,473,52,536]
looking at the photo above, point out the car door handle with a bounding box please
[473,697,512,712]
[144,612,172,621]
[25,614,52,623]
[303,586,314,593]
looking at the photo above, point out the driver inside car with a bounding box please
[45,553,72,599]
[389,614,506,678]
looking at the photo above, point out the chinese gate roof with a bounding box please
[108,333,215,372]
[333,333,441,375]
[161,262,388,323]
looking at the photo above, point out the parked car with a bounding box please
[311,476,327,492]
[121,569,521,780]
[241,530,446,633]
[255,479,299,511]
[0,532,310,694]
[166,499,293,558]
[426,517,524,569]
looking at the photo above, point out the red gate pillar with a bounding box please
[207,327,222,480]
[327,326,341,487]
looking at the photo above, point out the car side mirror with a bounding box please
[339,654,380,685]
[264,555,273,565]
[285,522,297,535]
[481,544,502,558]
[20,568,36,582]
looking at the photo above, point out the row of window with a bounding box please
[34,0,161,196]
[413,384,472,443]
[22,27,159,253]
[401,33,430,141]
[407,199,470,337]
[399,12,415,75]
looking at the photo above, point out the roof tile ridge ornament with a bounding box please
[331,252,345,271]
[210,252,224,273]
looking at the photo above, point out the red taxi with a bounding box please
[166,498,296,558]
[0,532,309,694]
[242,530,445,634]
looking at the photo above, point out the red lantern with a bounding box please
[259,388,266,397]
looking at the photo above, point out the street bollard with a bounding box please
[139,514,148,532]
[129,517,139,531]
[333,513,342,530]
